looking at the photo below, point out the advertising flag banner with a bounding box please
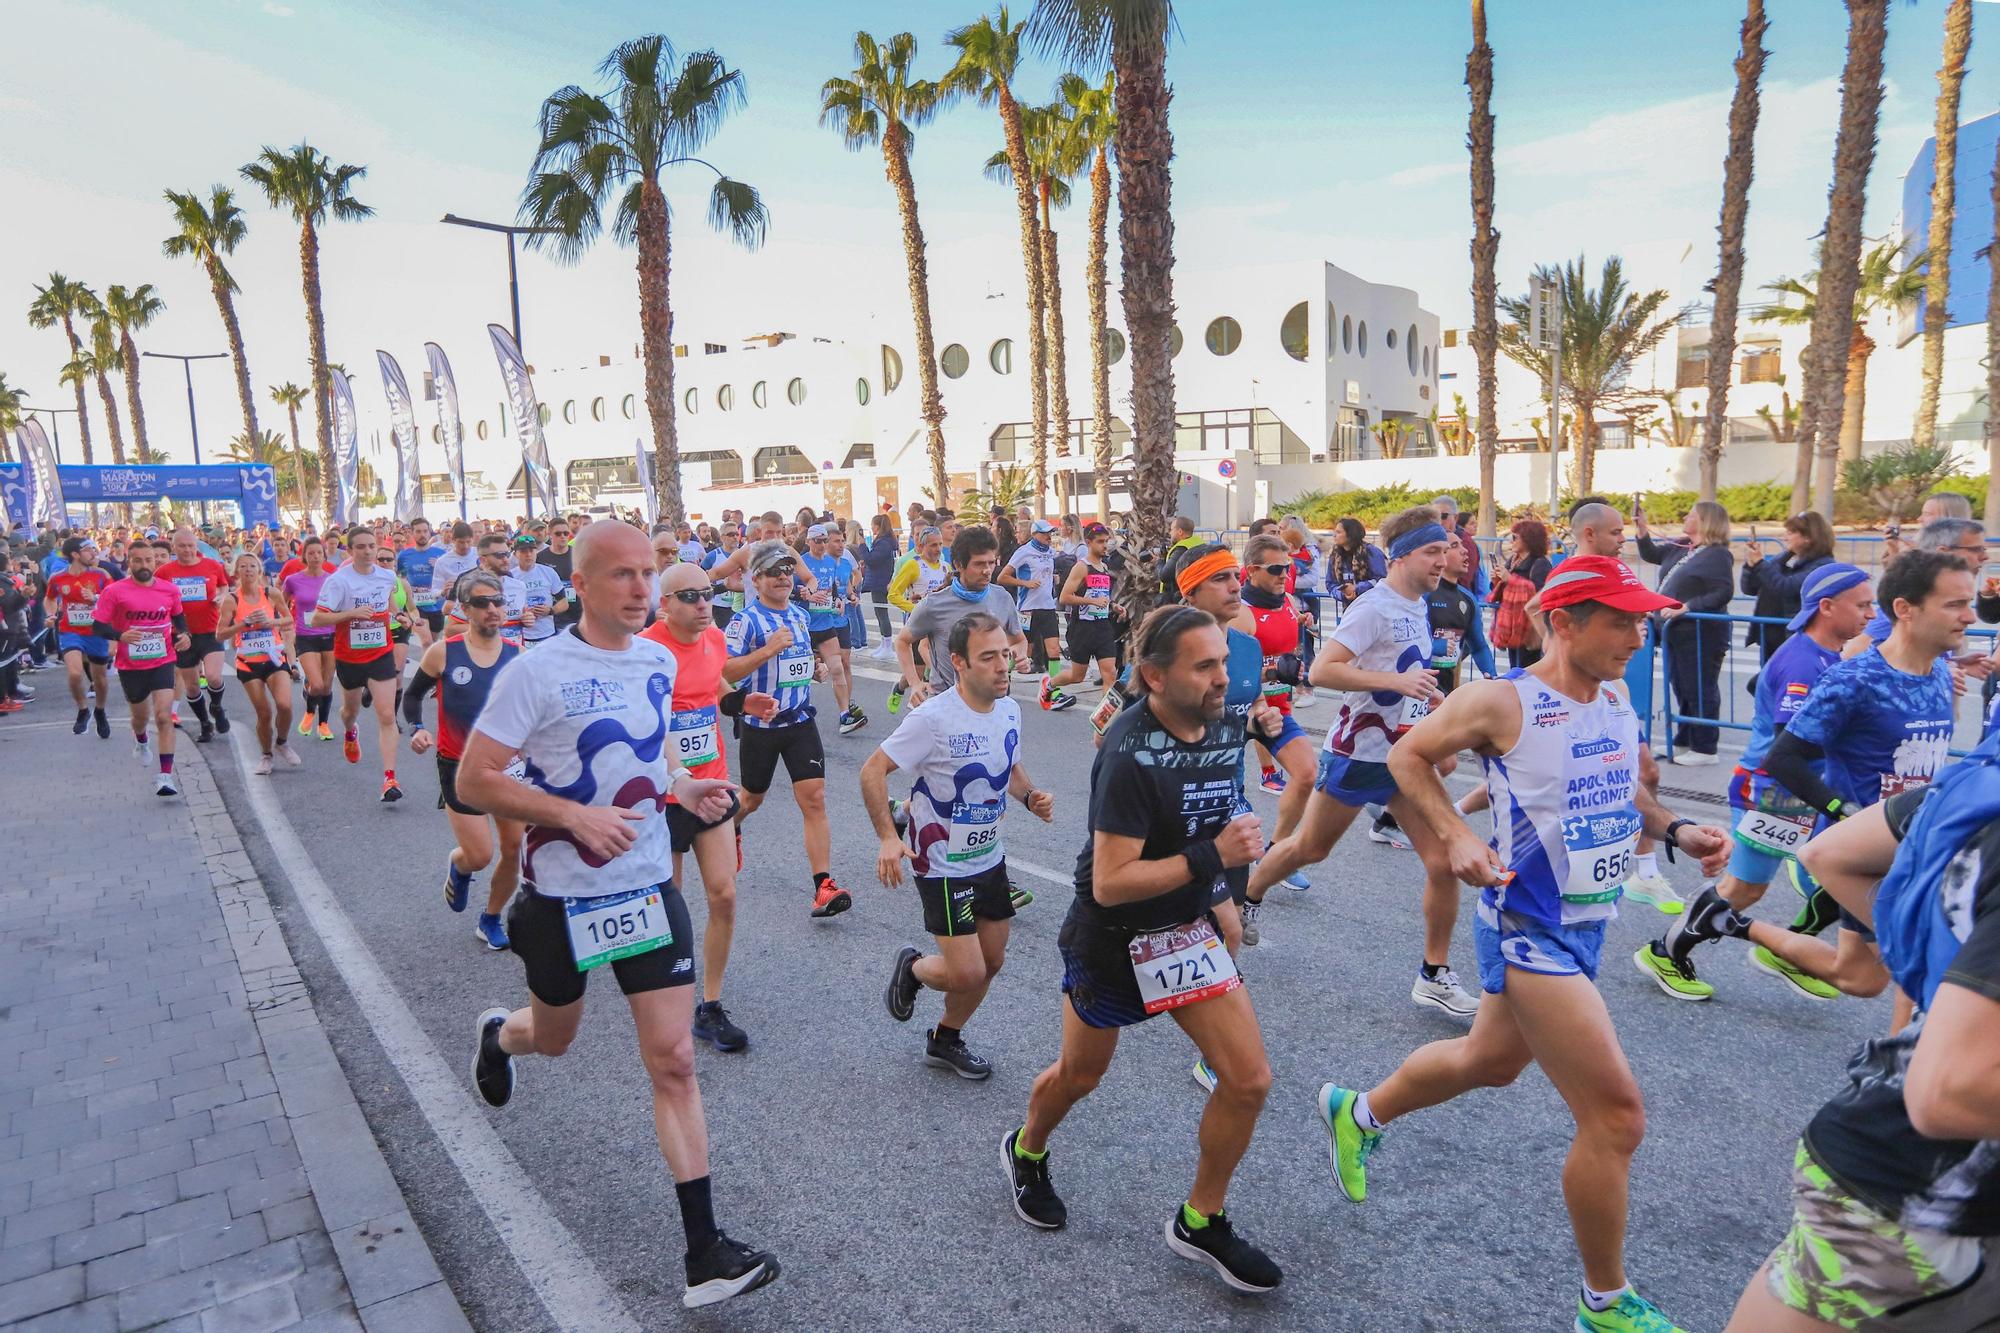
[425,341,467,520]
[330,370,361,526]
[488,323,556,517]
[378,350,425,523]
[20,418,64,527]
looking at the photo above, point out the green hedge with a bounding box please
[1929,474,1987,518]
[1274,483,1483,529]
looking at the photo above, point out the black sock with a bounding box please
[1420,962,1447,981]
[187,692,211,725]
[206,685,224,717]
[813,871,830,889]
[933,1022,961,1044]
[675,1176,719,1256]
[317,694,332,724]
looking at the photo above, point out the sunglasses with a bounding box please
[550,530,570,538]
[671,588,715,604]
[1254,563,1288,577]
[461,595,504,610]
[758,562,797,578]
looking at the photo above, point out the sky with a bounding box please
[6,0,1999,479]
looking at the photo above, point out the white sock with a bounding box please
[1581,1284,1628,1313]
[1352,1091,1383,1131]
[1635,853,1660,879]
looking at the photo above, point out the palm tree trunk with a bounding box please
[1701,0,1767,501]
[1467,0,1501,538]
[1088,144,1115,522]
[1000,87,1050,517]
[298,219,337,526]
[1809,0,1889,517]
[882,123,949,506]
[1043,208,1071,521]
[1986,129,2000,523]
[284,403,304,516]
[635,179,683,527]
[1113,23,1177,561]
[1792,342,1818,514]
[1840,327,1874,465]
[1914,0,1972,448]
[60,314,95,467]
[119,331,149,469]
[208,260,259,446]
[93,371,127,468]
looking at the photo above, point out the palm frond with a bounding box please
[707,176,768,250]
[1024,0,1177,71]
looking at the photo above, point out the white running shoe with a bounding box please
[1670,751,1719,767]
[254,753,273,776]
[1411,969,1479,1018]
[1191,1057,1217,1093]
[154,771,179,798]
[278,743,302,768]
[1624,871,1684,914]
[134,738,151,765]
[1240,898,1261,947]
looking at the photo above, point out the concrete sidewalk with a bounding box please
[0,691,464,1333]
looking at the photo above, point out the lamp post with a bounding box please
[23,406,80,464]
[440,214,560,357]
[142,350,227,525]
[1527,273,1564,519]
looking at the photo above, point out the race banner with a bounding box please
[19,418,63,528]
[329,370,361,526]
[425,341,467,521]
[377,350,424,523]
[488,323,557,517]
[0,451,28,531]
[637,438,657,526]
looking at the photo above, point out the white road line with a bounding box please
[225,728,642,1333]
[1007,857,1074,888]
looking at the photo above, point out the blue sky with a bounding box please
[5,0,1998,470]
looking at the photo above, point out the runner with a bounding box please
[1240,533,1309,796]
[282,537,338,741]
[799,524,864,735]
[92,538,190,797]
[310,525,408,802]
[999,519,1076,712]
[866,611,1054,1079]
[396,517,445,648]
[1002,606,1281,1295]
[885,525,950,714]
[1635,562,1877,1001]
[894,526,1030,715]
[726,540,850,919]
[43,536,111,738]
[457,520,778,1309]
[511,534,568,647]
[1318,555,1728,1333]
[1242,507,1477,1014]
[429,521,480,631]
[166,526,231,743]
[403,569,521,951]
[215,552,300,776]
[534,518,578,630]
[826,523,865,708]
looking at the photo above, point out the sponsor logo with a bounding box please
[560,676,627,717]
[1571,736,1624,761]
[945,732,991,759]
[450,666,472,685]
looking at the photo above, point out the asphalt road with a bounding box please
[196,659,1886,1332]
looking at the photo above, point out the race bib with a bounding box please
[1128,918,1242,1015]
[775,646,814,687]
[1399,693,1433,729]
[1734,806,1813,858]
[946,799,1003,864]
[130,630,168,662]
[65,603,94,628]
[238,629,277,658]
[564,886,672,972]
[1080,574,1112,620]
[807,588,832,610]
[1880,773,1932,801]
[347,618,388,650]
[671,706,720,767]
[1560,808,1642,904]
[173,575,208,602]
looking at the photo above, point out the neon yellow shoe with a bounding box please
[1750,946,1839,1001]
[1632,942,1713,1001]
[1314,1084,1381,1203]
[1574,1289,1687,1331]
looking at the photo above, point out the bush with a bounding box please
[1275,482,1481,530]
[1929,473,1987,518]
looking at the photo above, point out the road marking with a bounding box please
[1007,857,1073,888]
[225,728,642,1333]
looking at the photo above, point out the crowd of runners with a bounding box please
[5,491,1997,1331]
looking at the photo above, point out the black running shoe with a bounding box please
[693,1001,748,1053]
[471,1008,513,1108]
[212,708,230,735]
[885,946,921,1023]
[1666,885,1737,967]
[924,1029,992,1080]
[195,721,214,744]
[1002,1128,1066,1230]
[94,710,109,739]
[682,1231,779,1309]
[72,710,89,735]
[1164,1208,1283,1294]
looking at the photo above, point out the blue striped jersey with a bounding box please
[723,596,817,727]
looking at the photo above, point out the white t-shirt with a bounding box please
[431,548,480,609]
[1006,542,1059,612]
[877,687,1021,879]
[514,563,565,641]
[1324,581,1431,763]
[471,627,686,899]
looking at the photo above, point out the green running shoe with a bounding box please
[1632,941,1713,1001]
[1315,1084,1381,1203]
[1573,1289,1687,1331]
[887,680,906,715]
[1750,946,1839,1000]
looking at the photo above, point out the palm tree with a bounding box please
[270,381,311,515]
[1026,0,1178,561]
[823,32,954,505]
[522,34,767,527]
[1499,255,1683,495]
[103,283,165,471]
[241,144,373,524]
[0,373,26,463]
[1067,70,1118,520]
[1913,0,1973,448]
[83,319,129,467]
[1467,0,1500,537]
[1987,131,2000,524]
[946,8,1051,512]
[1803,0,1890,516]
[1699,0,1768,501]
[163,187,260,447]
[26,274,100,468]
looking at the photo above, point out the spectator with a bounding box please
[1430,494,1486,597]
[1489,517,1552,669]
[1327,517,1385,612]
[1638,499,1736,764]
[1741,510,1835,662]
[1158,515,1203,602]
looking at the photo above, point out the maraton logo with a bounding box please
[560,676,627,718]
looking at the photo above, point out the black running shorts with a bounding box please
[507,882,696,1008]
[915,861,1015,937]
[736,720,825,794]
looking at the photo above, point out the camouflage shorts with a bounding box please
[1765,1142,2000,1332]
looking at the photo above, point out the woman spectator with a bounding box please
[859,513,902,643]
[1739,510,1833,662]
[1280,516,1327,690]
[1489,517,1553,669]
[1637,499,1735,765]
[992,514,1019,567]
[1327,517,1385,613]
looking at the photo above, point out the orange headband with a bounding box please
[1177,548,1240,596]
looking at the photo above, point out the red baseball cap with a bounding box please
[1538,555,1680,614]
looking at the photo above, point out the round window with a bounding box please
[476,419,489,441]
[718,385,735,412]
[538,404,552,427]
[431,425,443,445]
[941,344,970,379]
[1342,315,1352,354]
[1169,325,1184,358]
[1205,316,1242,356]
[562,400,576,424]
[751,381,768,409]
[989,339,1013,374]
[591,397,606,421]
[683,388,698,414]
[1408,325,1420,375]
[856,377,871,406]
[1326,302,1338,362]
[1386,327,1398,350]
[1102,327,1126,364]
[1280,302,1308,362]
[622,393,636,419]
[882,345,903,392]
[787,377,806,406]
[1358,321,1369,356]
[1422,346,1431,376]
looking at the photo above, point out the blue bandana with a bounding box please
[1785,562,1869,631]
[1389,523,1450,561]
[947,578,987,603]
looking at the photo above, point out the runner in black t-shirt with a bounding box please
[1001,606,1283,1295]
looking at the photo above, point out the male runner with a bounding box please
[726,540,849,919]
[311,525,408,801]
[1003,606,1281,1294]
[867,612,1054,1079]
[799,524,864,735]
[999,519,1075,711]
[700,522,743,631]
[458,521,777,1309]
[1319,555,1729,1333]
[886,526,950,713]
[429,521,480,626]
[1243,506,1476,1015]
[396,517,445,646]
[511,534,568,647]
[535,518,578,630]
[1047,520,1122,701]
[896,526,1031,713]
[1636,562,1878,1001]
[166,526,231,742]
[44,536,111,737]
[404,569,521,951]
[1240,533,1308,796]
[92,539,190,796]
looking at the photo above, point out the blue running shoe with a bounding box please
[444,855,472,914]
[475,913,509,951]
[1281,868,1311,892]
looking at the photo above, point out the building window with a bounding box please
[1169,325,1184,357]
[564,454,641,501]
[990,422,1028,463]
[1342,315,1353,354]
[787,377,806,406]
[1386,327,1398,350]
[751,380,768,409]
[1740,343,1781,384]
[1443,328,1459,348]
[538,404,552,426]
[621,393,636,419]
[1358,321,1369,356]
[562,400,577,424]
[1676,351,1708,390]
[684,387,699,414]
[753,445,813,477]
[1205,316,1242,356]
[1422,346,1431,377]
[1330,408,1368,461]
[842,442,875,468]
[1325,301,1338,362]
[1101,327,1126,364]
[855,377,871,406]
[1599,422,1634,451]
[431,425,443,445]
[882,345,903,392]
[476,419,489,440]
[718,384,735,411]
[1407,326,1419,374]
[940,343,970,379]
[989,339,1014,374]
[681,449,743,486]
[1280,302,1309,361]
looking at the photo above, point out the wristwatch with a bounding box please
[1663,818,1697,849]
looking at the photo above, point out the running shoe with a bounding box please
[317,721,333,741]
[1316,1084,1382,1204]
[94,711,110,739]
[693,1001,748,1053]
[1573,1288,1688,1331]
[810,878,852,919]
[254,753,273,776]
[889,798,909,836]
[1632,941,1713,1001]
[1669,750,1718,767]
[1367,820,1412,851]
[471,1008,512,1107]
[134,738,151,765]
[195,721,214,745]
[1624,870,1683,914]
[444,855,472,913]
[1001,1128,1066,1230]
[884,946,921,1022]
[0,699,24,714]
[73,710,89,735]
[212,708,230,736]
[343,730,360,763]
[1259,768,1286,795]
[1007,880,1034,910]
[1410,969,1479,1018]
[1750,945,1840,1001]
[474,913,508,951]
[1164,1208,1282,1294]
[887,680,905,715]
[1240,899,1261,947]
[278,743,301,768]
[379,777,402,803]
[154,771,179,798]
[1192,1057,1217,1093]
[1292,687,1317,708]
[682,1231,779,1310]
[299,714,314,737]
[1041,682,1077,712]
[1281,868,1311,892]
[924,1029,992,1080]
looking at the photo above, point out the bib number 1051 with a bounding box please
[564,886,673,972]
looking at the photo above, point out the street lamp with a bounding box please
[143,350,228,524]
[440,214,561,357]
[23,406,79,463]
[1527,272,1564,519]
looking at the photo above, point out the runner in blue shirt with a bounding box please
[797,524,865,736]
[395,518,446,647]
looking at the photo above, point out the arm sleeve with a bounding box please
[1466,597,1498,678]
[1762,728,1843,817]
[402,667,438,728]
[875,706,936,772]
[1739,557,1763,596]
[1940,869,2000,1003]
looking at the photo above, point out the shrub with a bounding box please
[1275,482,1481,530]
[1840,443,1964,522]
[1928,473,1987,518]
